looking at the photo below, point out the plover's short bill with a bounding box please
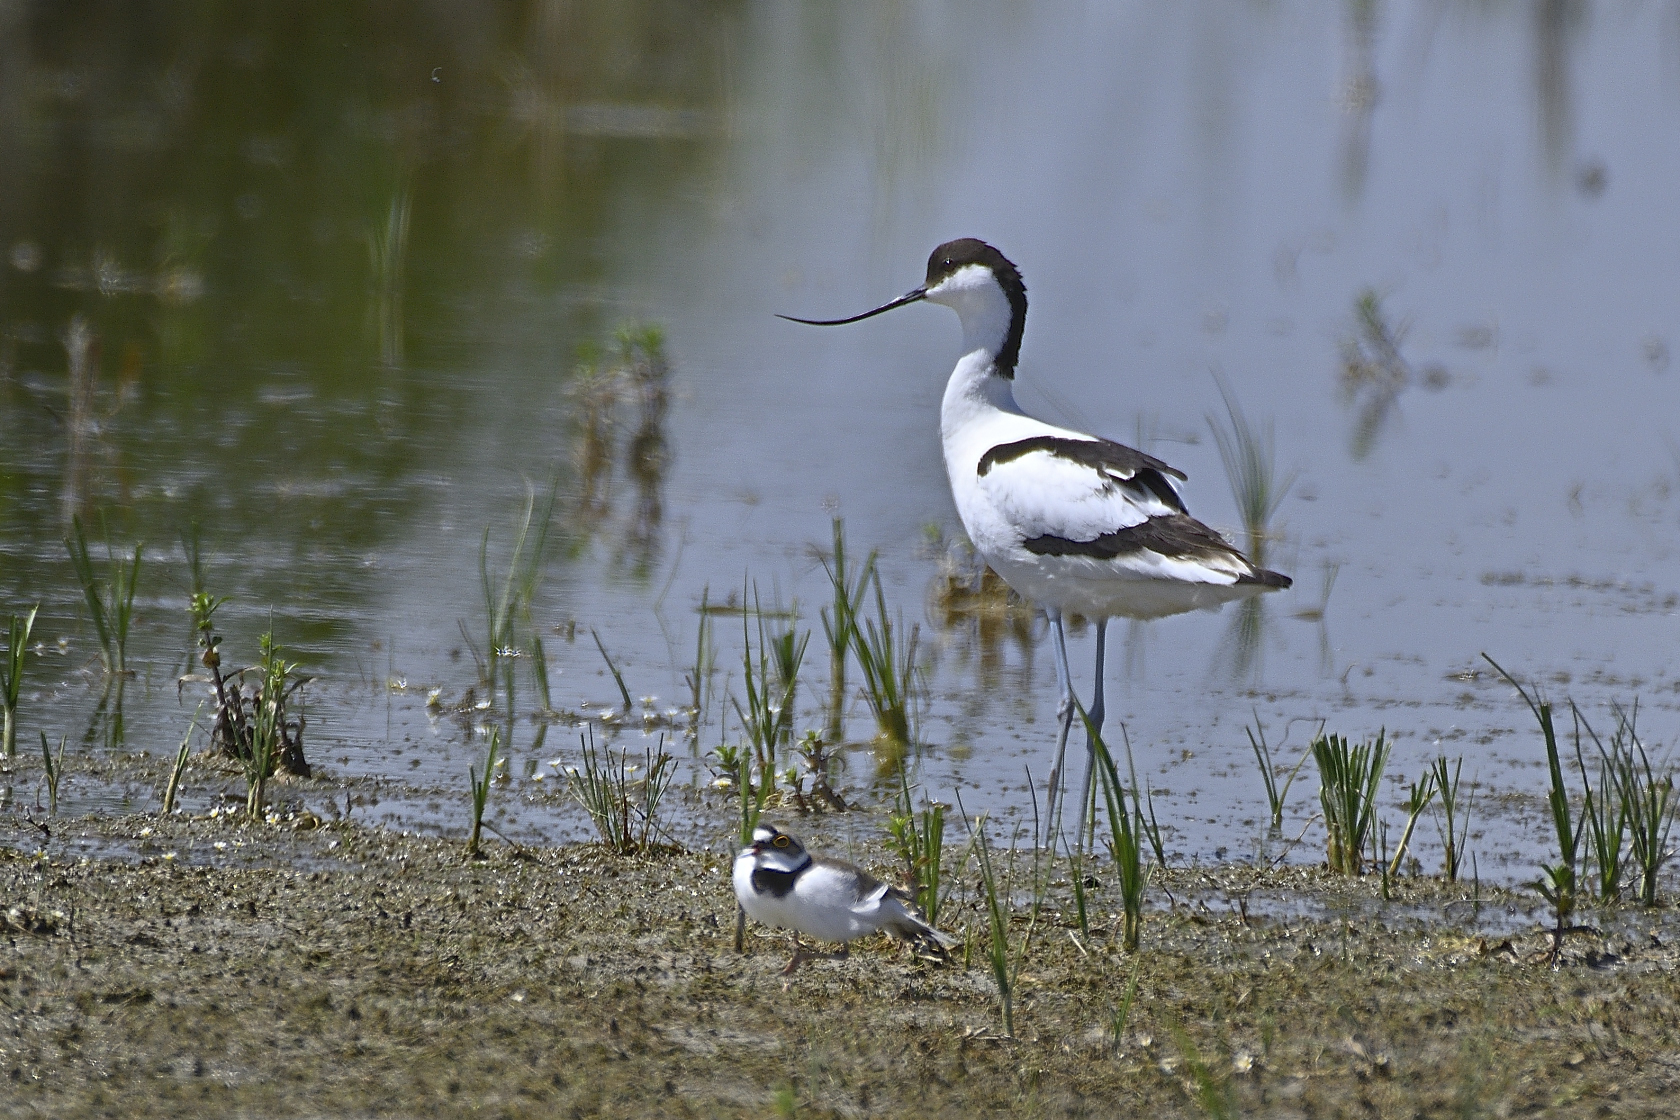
[733,824,955,974]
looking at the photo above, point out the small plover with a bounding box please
[733,824,954,974]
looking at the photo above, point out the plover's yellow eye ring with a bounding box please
[773,836,789,847]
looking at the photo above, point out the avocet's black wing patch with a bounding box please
[977,436,1187,513]
[1023,515,1292,587]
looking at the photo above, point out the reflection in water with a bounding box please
[1338,0,1381,203]
[1207,376,1293,683]
[568,325,672,577]
[61,316,98,526]
[368,191,411,369]
[620,328,672,573]
[1534,0,1585,178]
[927,533,1040,758]
[1212,595,1268,685]
[1338,288,1412,460]
[1291,561,1341,677]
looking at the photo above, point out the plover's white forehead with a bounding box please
[751,825,779,843]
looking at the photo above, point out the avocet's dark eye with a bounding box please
[773,836,789,847]
[942,258,954,270]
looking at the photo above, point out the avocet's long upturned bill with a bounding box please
[781,238,1291,830]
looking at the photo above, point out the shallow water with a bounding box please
[2,2,1678,883]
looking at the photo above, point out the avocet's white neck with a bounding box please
[925,265,1017,366]
[940,348,1023,440]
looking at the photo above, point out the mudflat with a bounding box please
[5,805,1680,1119]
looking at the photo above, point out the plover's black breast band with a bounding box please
[752,867,800,899]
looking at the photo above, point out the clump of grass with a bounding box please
[466,725,502,859]
[1577,700,1676,907]
[886,761,946,926]
[565,727,676,854]
[2,604,38,758]
[851,567,921,753]
[64,516,142,703]
[731,586,808,795]
[1311,729,1390,874]
[1245,713,1308,833]
[817,517,876,739]
[1571,704,1630,906]
[39,731,67,814]
[1207,373,1295,567]
[1430,755,1473,881]
[1604,705,1677,906]
[161,701,204,816]
[1484,654,1580,931]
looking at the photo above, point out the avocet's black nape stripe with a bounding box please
[977,436,1188,513]
[751,867,800,898]
[925,238,1027,377]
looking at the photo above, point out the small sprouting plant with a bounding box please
[1168,1023,1239,1120]
[466,725,502,859]
[590,628,635,717]
[886,761,945,926]
[1384,770,1438,882]
[1089,716,1148,951]
[565,728,676,854]
[162,701,204,816]
[1110,955,1144,1055]
[1485,654,1579,930]
[962,805,1014,1037]
[1245,713,1308,833]
[2,604,38,758]
[476,481,559,715]
[39,731,67,814]
[1311,729,1390,874]
[1430,755,1473,881]
[683,587,716,736]
[817,518,876,739]
[65,516,142,704]
[243,632,301,819]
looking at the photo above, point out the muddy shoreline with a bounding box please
[6,785,1680,1119]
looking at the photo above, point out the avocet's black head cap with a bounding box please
[924,238,1027,376]
[778,237,1028,378]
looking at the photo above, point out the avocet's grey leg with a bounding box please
[1044,611,1078,844]
[1074,618,1108,843]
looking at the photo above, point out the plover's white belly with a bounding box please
[733,856,879,943]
